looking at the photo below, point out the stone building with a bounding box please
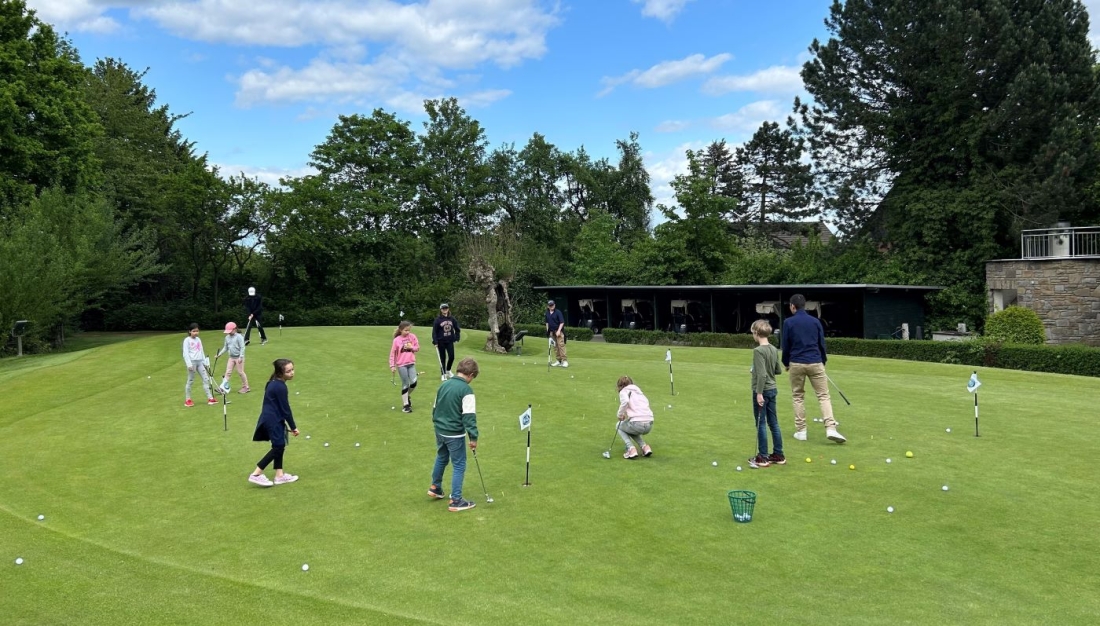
[986,225,1100,345]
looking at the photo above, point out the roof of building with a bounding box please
[768,220,836,248]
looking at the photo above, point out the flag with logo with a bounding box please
[518,407,532,431]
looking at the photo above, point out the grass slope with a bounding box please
[2,328,1099,625]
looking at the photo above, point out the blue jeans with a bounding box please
[753,388,783,457]
[431,433,467,501]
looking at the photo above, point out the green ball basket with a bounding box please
[728,490,756,523]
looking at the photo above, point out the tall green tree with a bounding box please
[605,132,654,247]
[736,121,814,226]
[0,0,101,210]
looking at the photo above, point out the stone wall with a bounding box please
[986,259,1100,345]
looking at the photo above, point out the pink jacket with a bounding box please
[617,384,654,422]
[389,333,420,368]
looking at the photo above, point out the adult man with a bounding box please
[427,357,480,512]
[432,303,462,381]
[781,294,845,443]
[243,286,268,346]
[544,299,568,368]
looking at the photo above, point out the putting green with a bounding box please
[2,328,1098,625]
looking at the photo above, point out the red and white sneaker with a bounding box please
[207,398,219,405]
[184,399,195,407]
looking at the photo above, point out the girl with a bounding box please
[616,376,655,459]
[390,321,420,413]
[249,359,299,487]
[221,321,250,393]
[182,323,216,407]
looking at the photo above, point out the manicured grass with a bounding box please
[2,327,1099,624]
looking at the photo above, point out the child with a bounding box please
[616,376,654,459]
[220,322,250,393]
[389,321,420,413]
[427,357,480,512]
[749,319,785,468]
[431,303,462,380]
[249,359,299,487]
[182,323,216,407]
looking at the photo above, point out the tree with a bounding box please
[0,0,101,210]
[464,225,522,353]
[605,132,654,246]
[736,121,814,226]
[570,209,635,284]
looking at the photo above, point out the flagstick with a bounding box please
[974,391,979,437]
[669,360,675,396]
[524,403,532,487]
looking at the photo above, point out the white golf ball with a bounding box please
[667,405,672,409]
[946,428,951,433]
[942,485,949,491]
[736,466,742,471]
[295,391,299,395]
[886,458,892,464]
[323,442,329,447]
[830,459,837,465]
[355,443,360,447]
[37,514,44,521]
[301,564,309,571]
[712,461,718,467]
[147,376,151,379]
[887,506,894,513]
[391,406,396,410]
[305,435,311,439]
[15,558,23,565]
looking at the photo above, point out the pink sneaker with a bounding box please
[274,474,299,485]
[238,386,250,394]
[207,398,218,405]
[642,444,653,457]
[624,447,639,460]
[248,474,273,487]
[184,399,194,407]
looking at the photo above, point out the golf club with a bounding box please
[602,420,622,459]
[471,448,493,503]
[827,375,851,406]
[242,317,254,344]
[547,335,553,372]
[434,342,446,381]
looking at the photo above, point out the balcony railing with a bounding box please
[1021,226,1100,259]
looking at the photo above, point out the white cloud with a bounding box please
[632,0,694,23]
[709,100,784,134]
[598,53,731,97]
[214,163,317,187]
[655,120,691,133]
[643,141,705,215]
[702,65,804,96]
[26,0,122,33]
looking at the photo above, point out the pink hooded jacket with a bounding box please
[389,333,420,368]
[617,384,654,422]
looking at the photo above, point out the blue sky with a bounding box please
[26,0,1100,211]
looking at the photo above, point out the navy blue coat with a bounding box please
[252,379,297,445]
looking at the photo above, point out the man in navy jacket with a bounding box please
[781,294,845,444]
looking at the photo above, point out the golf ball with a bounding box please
[712,461,718,467]
[355,443,360,447]
[667,405,672,409]
[37,515,44,521]
[295,391,299,395]
[946,428,951,433]
[886,458,892,464]
[805,457,812,463]
[942,485,949,491]
[736,466,742,471]
[301,564,309,571]
[830,459,837,465]
[323,442,329,447]
[15,558,23,565]
[391,406,396,410]
[487,497,495,503]
[849,464,856,470]
[906,451,914,458]
[305,435,310,439]
[887,506,894,513]
[147,376,151,379]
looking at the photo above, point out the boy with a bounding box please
[427,357,480,512]
[749,320,785,468]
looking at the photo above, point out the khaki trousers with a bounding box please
[788,362,836,432]
[553,332,568,362]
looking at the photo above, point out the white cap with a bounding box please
[247,287,256,296]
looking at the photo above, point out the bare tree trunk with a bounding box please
[469,257,516,354]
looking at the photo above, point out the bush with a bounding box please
[600,329,1100,377]
[514,324,594,343]
[984,306,1046,345]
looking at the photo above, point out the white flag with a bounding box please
[665,349,672,363]
[967,372,981,394]
[518,407,532,431]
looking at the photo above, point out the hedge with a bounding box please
[514,323,595,343]
[601,329,1100,377]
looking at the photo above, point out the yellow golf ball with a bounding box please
[849,464,856,470]
[805,457,812,463]
[905,451,914,458]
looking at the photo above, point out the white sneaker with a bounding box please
[441,374,447,382]
[447,371,454,379]
[793,430,807,441]
[248,474,273,487]
[561,361,569,368]
[551,361,561,367]
[826,428,847,444]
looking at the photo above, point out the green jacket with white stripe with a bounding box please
[432,377,478,440]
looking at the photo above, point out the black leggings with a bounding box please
[257,445,285,470]
[437,343,455,372]
[245,318,267,342]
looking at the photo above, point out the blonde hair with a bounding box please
[616,376,634,391]
[751,319,772,338]
[394,321,412,338]
[456,357,479,378]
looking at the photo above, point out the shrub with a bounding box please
[514,324,594,343]
[984,306,1046,345]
